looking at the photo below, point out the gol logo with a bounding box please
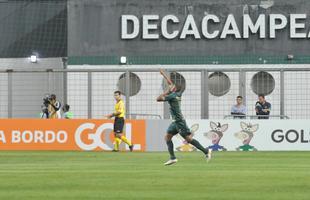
[75,123,140,151]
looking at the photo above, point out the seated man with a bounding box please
[231,96,247,119]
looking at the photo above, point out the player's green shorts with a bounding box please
[167,120,191,138]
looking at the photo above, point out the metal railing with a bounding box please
[128,114,162,119]
[0,64,310,119]
[223,115,290,119]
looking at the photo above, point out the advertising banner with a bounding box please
[171,120,310,151]
[0,119,309,151]
[0,119,145,151]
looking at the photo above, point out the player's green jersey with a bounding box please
[164,92,184,121]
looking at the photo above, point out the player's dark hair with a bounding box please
[174,84,182,92]
[114,91,121,95]
[258,94,265,98]
[50,94,56,100]
[63,104,70,112]
[237,96,243,99]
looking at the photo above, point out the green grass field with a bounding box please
[0,151,309,200]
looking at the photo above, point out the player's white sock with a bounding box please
[207,149,212,162]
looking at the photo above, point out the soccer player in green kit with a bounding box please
[157,69,212,166]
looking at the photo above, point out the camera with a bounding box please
[41,94,59,119]
[43,95,51,105]
[41,94,52,118]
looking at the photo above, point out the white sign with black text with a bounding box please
[171,120,310,151]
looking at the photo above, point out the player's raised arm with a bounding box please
[160,69,173,85]
[159,69,176,92]
[157,69,175,102]
[156,88,170,102]
[156,94,165,102]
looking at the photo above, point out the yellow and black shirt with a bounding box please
[114,99,125,118]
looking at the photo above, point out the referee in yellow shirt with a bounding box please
[105,91,134,152]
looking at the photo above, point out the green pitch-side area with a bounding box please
[0,151,309,200]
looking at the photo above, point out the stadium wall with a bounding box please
[0,0,310,120]
[65,0,310,120]
[0,0,67,58]
[0,58,65,118]
[68,0,310,58]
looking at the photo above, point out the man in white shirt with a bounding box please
[231,96,247,119]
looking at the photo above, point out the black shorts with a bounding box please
[114,117,125,134]
[167,120,191,138]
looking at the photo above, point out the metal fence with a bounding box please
[1,65,310,119]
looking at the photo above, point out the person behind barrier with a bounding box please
[48,94,61,119]
[255,94,271,119]
[62,104,73,119]
[231,96,247,119]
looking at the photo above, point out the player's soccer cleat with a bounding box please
[129,145,134,152]
[206,148,212,162]
[111,149,119,152]
[164,159,178,166]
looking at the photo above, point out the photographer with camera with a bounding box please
[48,94,61,119]
[41,94,61,119]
